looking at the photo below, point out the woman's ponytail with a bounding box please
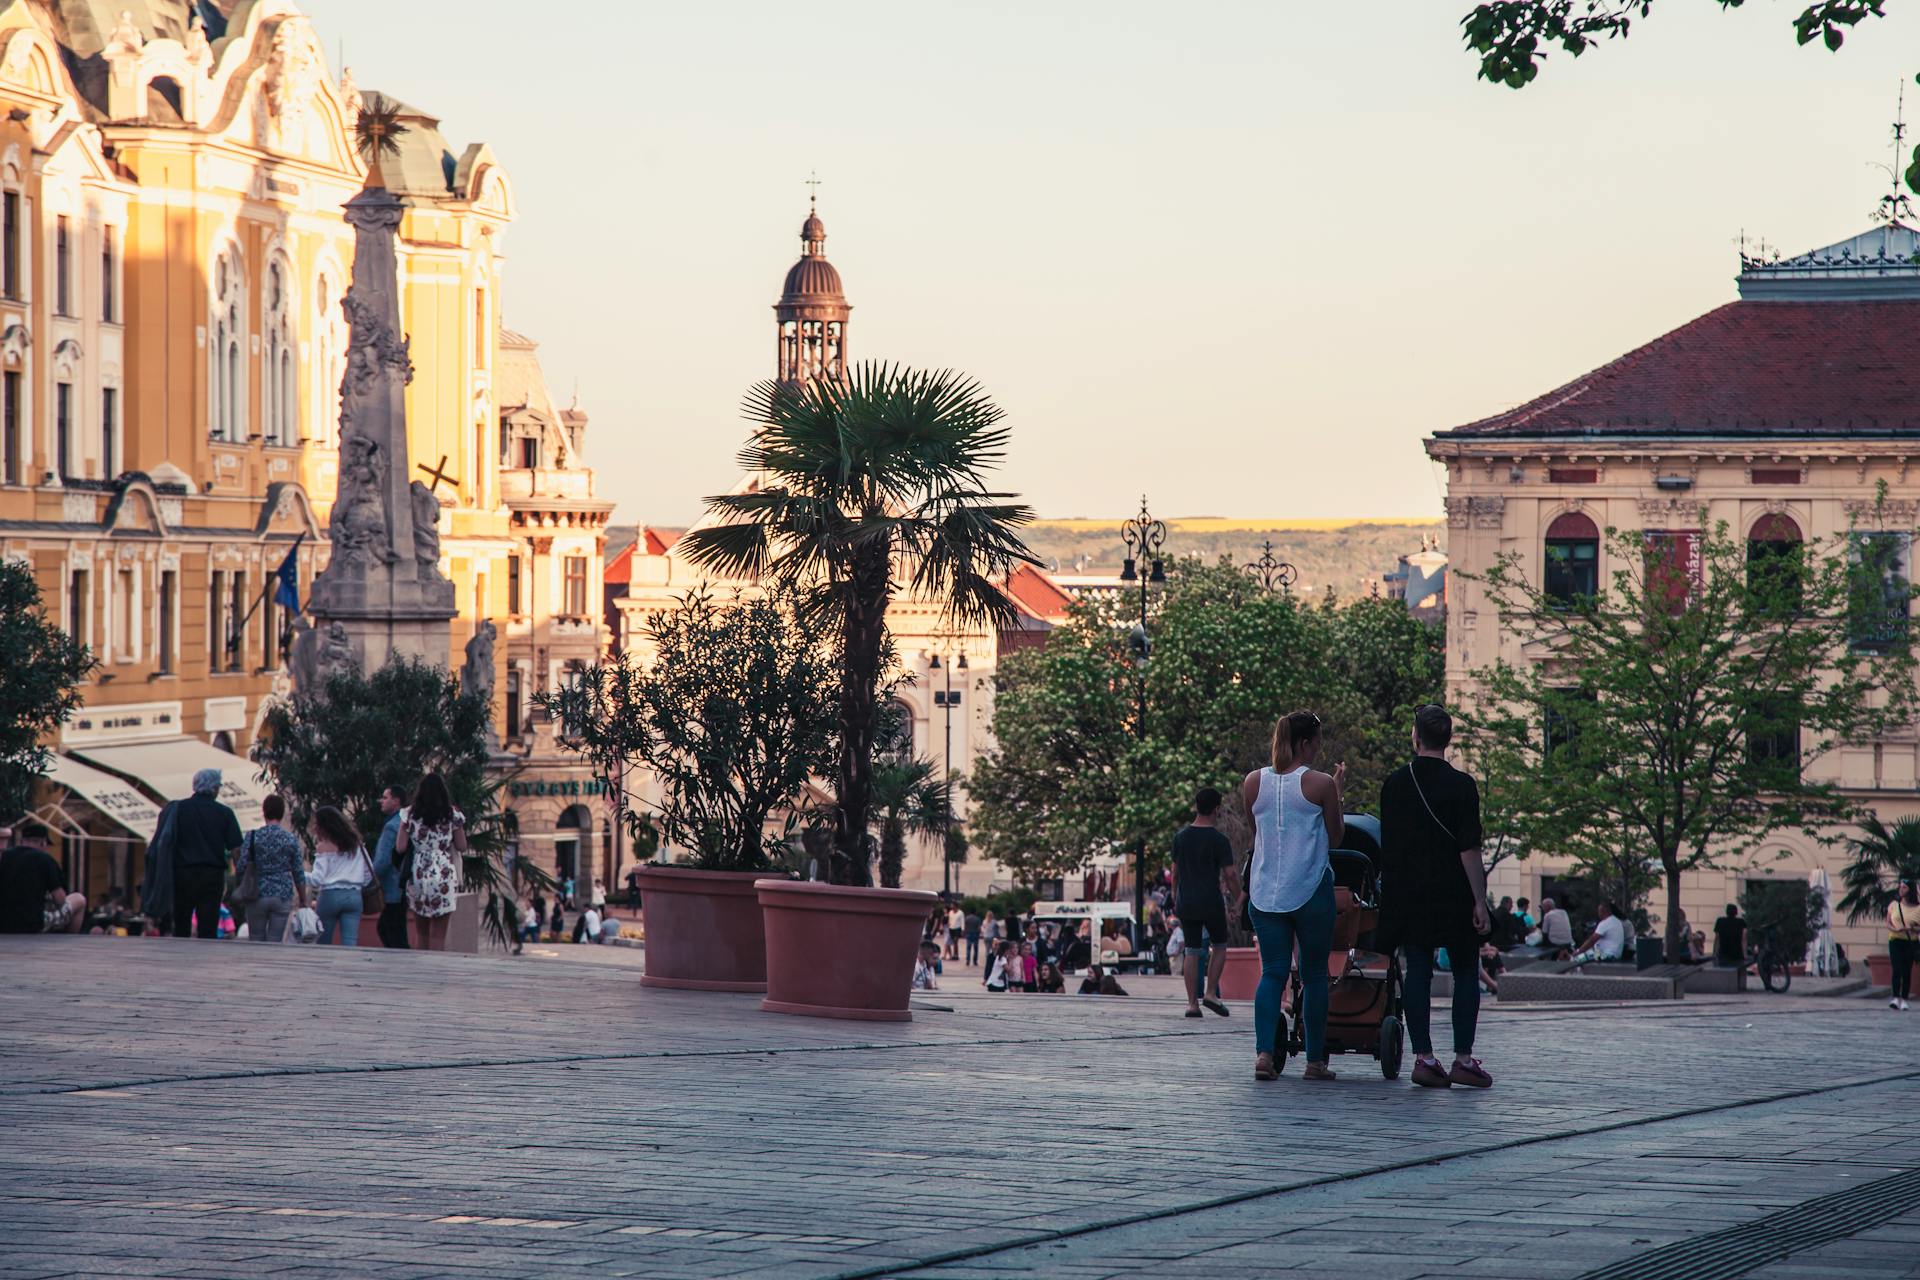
[1270,710,1323,772]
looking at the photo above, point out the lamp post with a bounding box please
[1243,539,1298,593]
[929,645,969,898]
[1118,495,1166,938]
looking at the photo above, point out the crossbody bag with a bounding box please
[232,831,260,906]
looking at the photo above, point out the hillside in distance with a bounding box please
[1023,517,1445,602]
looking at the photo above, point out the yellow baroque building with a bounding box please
[0,1,563,903]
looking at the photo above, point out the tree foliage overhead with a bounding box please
[1462,518,1918,957]
[1462,2,1891,89]
[0,558,96,821]
[542,587,838,874]
[968,560,1444,886]
[253,655,542,947]
[679,362,1037,886]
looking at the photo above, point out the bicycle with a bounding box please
[1748,931,1793,994]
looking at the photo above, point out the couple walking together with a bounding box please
[1178,705,1492,1089]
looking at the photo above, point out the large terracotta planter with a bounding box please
[638,867,771,992]
[1868,952,1919,992]
[1217,946,1262,1001]
[756,879,938,1021]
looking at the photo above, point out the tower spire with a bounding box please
[1873,78,1916,227]
[774,180,851,385]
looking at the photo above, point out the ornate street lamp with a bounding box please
[1243,539,1298,593]
[1118,495,1166,942]
[928,645,970,898]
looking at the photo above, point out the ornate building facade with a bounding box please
[5,0,525,902]
[494,327,612,888]
[1427,216,1920,953]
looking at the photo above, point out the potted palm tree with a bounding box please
[541,588,837,991]
[682,363,1035,1020]
[1839,816,1920,991]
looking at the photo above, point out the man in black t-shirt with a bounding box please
[1172,787,1238,1019]
[1712,904,1747,968]
[0,821,87,934]
[1379,705,1493,1090]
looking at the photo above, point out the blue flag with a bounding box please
[273,537,302,612]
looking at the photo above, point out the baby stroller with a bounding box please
[1277,819,1405,1079]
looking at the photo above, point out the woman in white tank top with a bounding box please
[1239,711,1346,1082]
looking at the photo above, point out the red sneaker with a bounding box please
[1448,1057,1493,1089]
[1411,1056,1451,1089]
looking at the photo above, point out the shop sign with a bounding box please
[63,701,184,747]
[508,777,606,799]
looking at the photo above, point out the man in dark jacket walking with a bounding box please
[168,768,243,939]
[1378,705,1493,1090]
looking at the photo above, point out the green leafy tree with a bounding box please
[970,559,1445,886]
[1462,2,1891,89]
[0,559,96,820]
[252,655,541,946]
[1838,814,1920,924]
[1464,520,1918,957]
[680,363,1036,886]
[1741,878,1827,960]
[542,588,838,873]
[870,755,954,889]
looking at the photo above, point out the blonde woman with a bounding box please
[1240,711,1345,1082]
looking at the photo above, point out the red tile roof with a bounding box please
[1002,563,1075,624]
[603,543,633,585]
[1439,300,1920,439]
[643,527,683,555]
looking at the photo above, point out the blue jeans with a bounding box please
[316,887,363,946]
[1403,937,1481,1057]
[1251,871,1336,1061]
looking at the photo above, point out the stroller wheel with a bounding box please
[1379,1015,1404,1080]
[1273,1010,1291,1075]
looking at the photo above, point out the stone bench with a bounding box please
[1496,969,1683,1002]
[1680,965,1747,994]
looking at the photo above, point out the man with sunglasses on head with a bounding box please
[1377,704,1493,1090]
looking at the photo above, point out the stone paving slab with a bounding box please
[2,936,1917,1279]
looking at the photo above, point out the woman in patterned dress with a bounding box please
[395,771,466,950]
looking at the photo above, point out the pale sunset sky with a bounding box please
[306,0,1920,525]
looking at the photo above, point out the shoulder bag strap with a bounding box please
[1408,763,1457,847]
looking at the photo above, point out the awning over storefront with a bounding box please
[38,753,165,841]
[72,738,272,831]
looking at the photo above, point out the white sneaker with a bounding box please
[1903,999,1911,1011]
[1892,997,1902,1009]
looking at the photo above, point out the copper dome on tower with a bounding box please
[780,206,846,304]
[774,196,852,385]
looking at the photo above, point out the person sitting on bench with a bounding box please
[1569,901,1628,966]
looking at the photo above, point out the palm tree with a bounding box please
[1838,815,1920,924]
[871,757,954,889]
[680,363,1036,886]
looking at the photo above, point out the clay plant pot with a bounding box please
[637,866,771,992]
[1217,946,1262,1001]
[756,879,939,1021]
[1868,952,1919,992]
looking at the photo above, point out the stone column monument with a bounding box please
[303,99,455,678]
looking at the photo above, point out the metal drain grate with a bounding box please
[1576,1164,1920,1280]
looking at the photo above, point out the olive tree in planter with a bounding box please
[540,586,836,991]
[680,362,1036,1020]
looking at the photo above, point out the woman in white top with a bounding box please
[306,805,374,947]
[1240,711,1346,1082]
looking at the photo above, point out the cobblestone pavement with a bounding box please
[2,936,1917,1279]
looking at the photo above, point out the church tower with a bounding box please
[774,196,851,384]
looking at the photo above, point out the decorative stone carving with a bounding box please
[316,621,355,675]
[1445,496,1506,529]
[328,434,392,565]
[409,479,441,566]
[463,620,495,707]
[1844,498,1920,528]
[1638,498,1705,526]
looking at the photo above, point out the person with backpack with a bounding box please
[1378,705,1493,1090]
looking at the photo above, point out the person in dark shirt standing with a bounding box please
[170,767,243,939]
[1378,705,1493,1090]
[0,821,86,934]
[1712,904,1747,968]
[1171,786,1237,1019]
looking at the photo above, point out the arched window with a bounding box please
[312,272,345,448]
[1747,512,1803,610]
[881,700,915,757]
[208,249,245,441]
[1544,512,1599,606]
[263,258,293,444]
